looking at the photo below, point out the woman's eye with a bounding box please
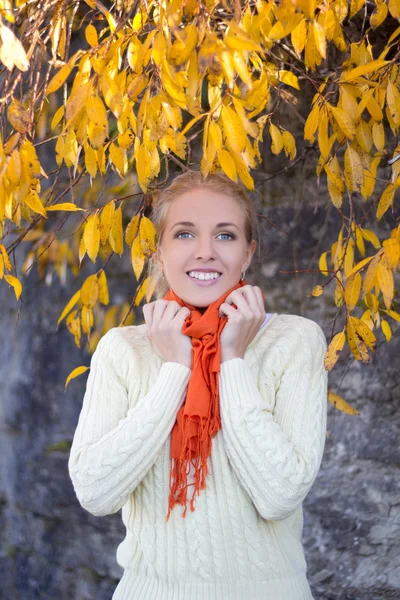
[175,232,235,240]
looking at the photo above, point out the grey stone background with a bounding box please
[1,100,400,599]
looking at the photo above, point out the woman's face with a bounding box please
[155,188,256,308]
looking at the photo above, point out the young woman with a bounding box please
[68,171,328,600]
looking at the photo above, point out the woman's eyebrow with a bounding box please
[170,221,239,231]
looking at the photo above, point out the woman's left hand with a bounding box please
[218,285,266,362]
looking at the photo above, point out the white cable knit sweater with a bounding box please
[68,313,328,600]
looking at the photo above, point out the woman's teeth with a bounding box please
[187,271,222,281]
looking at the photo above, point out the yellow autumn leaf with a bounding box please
[7,98,31,134]
[329,105,356,139]
[98,270,109,305]
[376,183,395,221]
[281,129,296,159]
[377,263,394,308]
[339,59,390,82]
[46,64,72,96]
[217,148,237,181]
[85,145,97,178]
[328,390,359,415]
[134,276,149,306]
[109,206,124,255]
[291,19,307,56]
[81,274,99,307]
[381,318,392,342]
[58,289,81,326]
[85,24,98,47]
[99,199,115,245]
[372,120,385,151]
[312,21,326,59]
[304,102,320,142]
[386,80,400,126]
[220,105,247,154]
[46,203,85,212]
[65,365,90,389]
[370,3,388,29]
[83,212,101,263]
[383,238,400,268]
[4,274,22,300]
[310,285,324,297]
[131,235,146,280]
[0,23,29,71]
[278,70,300,90]
[324,332,346,371]
[344,271,362,311]
[344,145,364,192]
[269,123,283,155]
[25,189,47,218]
[125,214,140,247]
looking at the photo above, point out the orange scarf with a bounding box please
[164,278,248,521]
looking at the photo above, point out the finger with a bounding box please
[152,300,170,327]
[223,292,253,318]
[143,301,155,331]
[218,302,237,318]
[238,286,264,318]
[253,286,265,315]
[228,288,258,316]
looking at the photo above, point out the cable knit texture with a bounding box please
[68,313,328,600]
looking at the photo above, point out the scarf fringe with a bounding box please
[165,375,221,522]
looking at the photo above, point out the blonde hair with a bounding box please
[147,170,258,299]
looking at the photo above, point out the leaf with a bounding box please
[4,274,22,300]
[339,60,390,82]
[304,101,320,142]
[85,145,97,178]
[134,276,148,306]
[346,316,372,362]
[217,148,237,181]
[377,263,394,308]
[65,365,90,389]
[372,120,385,151]
[381,319,392,342]
[344,145,364,192]
[99,199,115,245]
[51,105,64,130]
[269,123,283,154]
[46,203,85,212]
[58,289,81,326]
[383,238,400,268]
[83,212,100,263]
[7,98,31,134]
[81,274,99,307]
[109,206,124,255]
[98,270,109,305]
[319,251,329,275]
[324,332,346,371]
[282,129,296,159]
[278,70,300,90]
[361,228,381,248]
[376,183,395,221]
[25,190,47,218]
[386,80,400,126]
[344,271,362,311]
[346,255,374,278]
[370,3,388,29]
[125,214,139,247]
[355,120,372,153]
[313,21,326,59]
[329,105,356,139]
[46,64,72,96]
[0,23,29,71]
[220,105,247,154]
[311,285,324,296]
[291,19,307,56]
[85,24,98,47]
[131,235,145,279]
[328,390,359,415]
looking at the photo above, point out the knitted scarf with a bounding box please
[164,278,248,522]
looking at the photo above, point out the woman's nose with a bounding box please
[194,237,217,260]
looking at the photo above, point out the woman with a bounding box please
[68,170,328,600]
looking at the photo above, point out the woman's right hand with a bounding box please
[142,300,192,370]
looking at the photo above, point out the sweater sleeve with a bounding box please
[218,319,328,521]
[68,328,191,517]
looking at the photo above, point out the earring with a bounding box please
[240,270,246,281]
